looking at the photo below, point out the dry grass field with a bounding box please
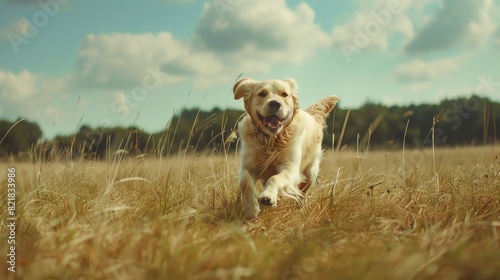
[1,146,500,279]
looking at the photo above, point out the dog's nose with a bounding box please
[268,100,282,113]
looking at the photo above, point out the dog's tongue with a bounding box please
[264,115,280,128]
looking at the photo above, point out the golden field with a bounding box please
[1,146,500,279]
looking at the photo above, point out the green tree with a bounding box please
[0,119,42,156]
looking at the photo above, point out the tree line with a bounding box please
[1,95,499,159]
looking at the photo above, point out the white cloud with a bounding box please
[42,75,74,96]
[0,18,31,41]
[405,0,496,54]
[193,0,332,86]
[0,69,74,124]
[403,81,433,93]
[0,70,38,102]
[195,0,330,63]
[44,106,64,120]
[0,70,72,103]
[76,0,330,89]
[76,32,220,89]
[331,0,414,51]
[392,57,463,83]
[77,33,178,89]
[108,90,131,117]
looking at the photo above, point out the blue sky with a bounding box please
[0,0,499,139]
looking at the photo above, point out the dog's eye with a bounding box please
[258,92,266,97]
[282,92,288,97]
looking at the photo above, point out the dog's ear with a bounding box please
[282,78,298,96]
[233,78,256,100]
[283,78,300,112]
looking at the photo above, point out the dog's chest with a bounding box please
[252,134,290,178]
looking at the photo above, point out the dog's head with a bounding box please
[233,78,299,136]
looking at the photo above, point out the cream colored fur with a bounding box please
[233,77,338,220]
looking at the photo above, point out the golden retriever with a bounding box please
[233,77,339,220]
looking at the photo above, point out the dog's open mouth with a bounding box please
[257,113,285,133]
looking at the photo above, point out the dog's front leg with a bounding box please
[239,168,260,220]
[258,149,302,207]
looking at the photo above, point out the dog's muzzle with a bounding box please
[257,113,289,133]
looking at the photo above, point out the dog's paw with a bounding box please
[258,195,277,207]
[243,205,260,220]
[242,198,260,220]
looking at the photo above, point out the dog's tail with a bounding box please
[305,95,339,124]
